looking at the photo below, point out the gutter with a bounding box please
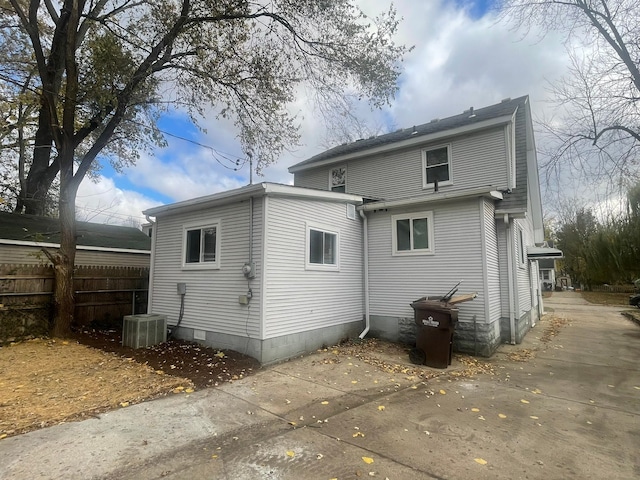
[358,210,370,339]
[359,187,503,212]
[504,214,517,344]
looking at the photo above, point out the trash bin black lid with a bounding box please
[410,298,459,314]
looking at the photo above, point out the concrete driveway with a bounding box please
[1,291,638,479]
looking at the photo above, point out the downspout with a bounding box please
[145,214,156,313]
[504,214,516,344]
[358,209,370,339]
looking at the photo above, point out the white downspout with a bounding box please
[145,214,156,313]
[505,214,516,344]
[358,209,370,339]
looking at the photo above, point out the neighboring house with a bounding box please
[537,241,559,291]
[145,95,560,364]
[0,212,151,267]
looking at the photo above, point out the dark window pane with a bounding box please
[310,229,324,264]
[426,164,449,184]
[413,218,429,249]
[186,229,201,263]
[396,219,411,251]
[331,185,346,193]
[426,147,448,166]
[202,227,216,262]
[324,233,336,264]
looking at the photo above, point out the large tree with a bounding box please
[500,0,640,188]
[1,0,407,336]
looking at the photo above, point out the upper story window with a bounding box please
[422,145,452,189]
[392,211,434,255]
[330,166,346,192]
[306,224,339,270]
[183,221,221,269]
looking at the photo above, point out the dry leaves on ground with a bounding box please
[0,339,193,438]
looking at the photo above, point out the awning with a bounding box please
[527,246,563,259]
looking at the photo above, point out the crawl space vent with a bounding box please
[122,314,167,349]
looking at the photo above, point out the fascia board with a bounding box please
[359,188,503,211]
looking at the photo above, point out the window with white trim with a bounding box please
[392,211,434,255]
[183,222,220,268]
[330,166,346,192]
[306,226,339,269]
[422,145,452,189]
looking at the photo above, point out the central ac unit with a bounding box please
[122,314,167,349]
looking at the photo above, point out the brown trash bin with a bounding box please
[409,299,459,369]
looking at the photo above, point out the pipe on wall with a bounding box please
[504,213,516,345]
[358,209,370,339]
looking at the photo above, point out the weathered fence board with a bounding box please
[0,264,149,341]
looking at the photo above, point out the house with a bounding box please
[145,95,555,364]
[0,212,151,267]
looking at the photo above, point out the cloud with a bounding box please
[91,0,573,224]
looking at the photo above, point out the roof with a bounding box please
[289,96,528,172]
[527,246,563,260]
[144,182,364,217]
[0,212,151,251]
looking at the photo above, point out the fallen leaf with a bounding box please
[471,408,480,412]
[0,434,7,440]
[120,402,129,407]
[351,380,358,384]
[586,421,592,425]
[288,421,297,426]
[439,389,446,395]
[478,415,485,421]
[377,405,385,411]
[530,416,539,420]
[520,399,530,404]
[317,453,324,460]
[474,458,488,465]
[532,388,542,394]
[353,432,365,438]
[362,456,374,464]
[321,401,329,405]
[185,388,194,393]
[211,455,218,459]
[633,386,640,390]
[214,351,226,358]
[286,450,295,458]
[498,414,507,419]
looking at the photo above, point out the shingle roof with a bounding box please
[290,96,527,171]
[0,212,151,251]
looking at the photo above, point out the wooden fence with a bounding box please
[0,264,149,341]
[588,284,637,293]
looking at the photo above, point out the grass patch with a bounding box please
[581,291,633,306]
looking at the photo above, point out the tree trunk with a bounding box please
[51,178,77,338]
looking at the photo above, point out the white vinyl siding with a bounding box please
[263,197,362,339]
[482,199,502,323]
[149,198,262,338]
[514,218,533,315]
[367,199,486,323]
[294,127,509,200]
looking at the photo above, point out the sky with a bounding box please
[75,0,573,227]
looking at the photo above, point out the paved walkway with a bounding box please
[1,292,638,479]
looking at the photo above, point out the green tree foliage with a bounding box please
[0,0,408,335]
[556,185,640,286]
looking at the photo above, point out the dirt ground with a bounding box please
[0,328,259,439]
[1,315,568,441]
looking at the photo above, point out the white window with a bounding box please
[330,166,346,192]
[422,145,452,189]
[306,225,339,270]
[392,211,434,255]
[183,221,221,269]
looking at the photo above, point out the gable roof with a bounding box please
[0,212,151,252]
[289,96,527,172]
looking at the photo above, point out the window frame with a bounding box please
[329,166,347,193]
[181,220,221,270]
[305,223,340,271]
[422,144,453,190]
[391,211,435,256]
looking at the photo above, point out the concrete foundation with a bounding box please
[173,320,363,365]
[500,310,532,344]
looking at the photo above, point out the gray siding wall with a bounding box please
[294,127,509,200]
[514,217,533,316]
[150,197,263,338]
[263,197,363,338]
[366,199,486,324]
[482,199,502,323]
[0,244,149,267]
